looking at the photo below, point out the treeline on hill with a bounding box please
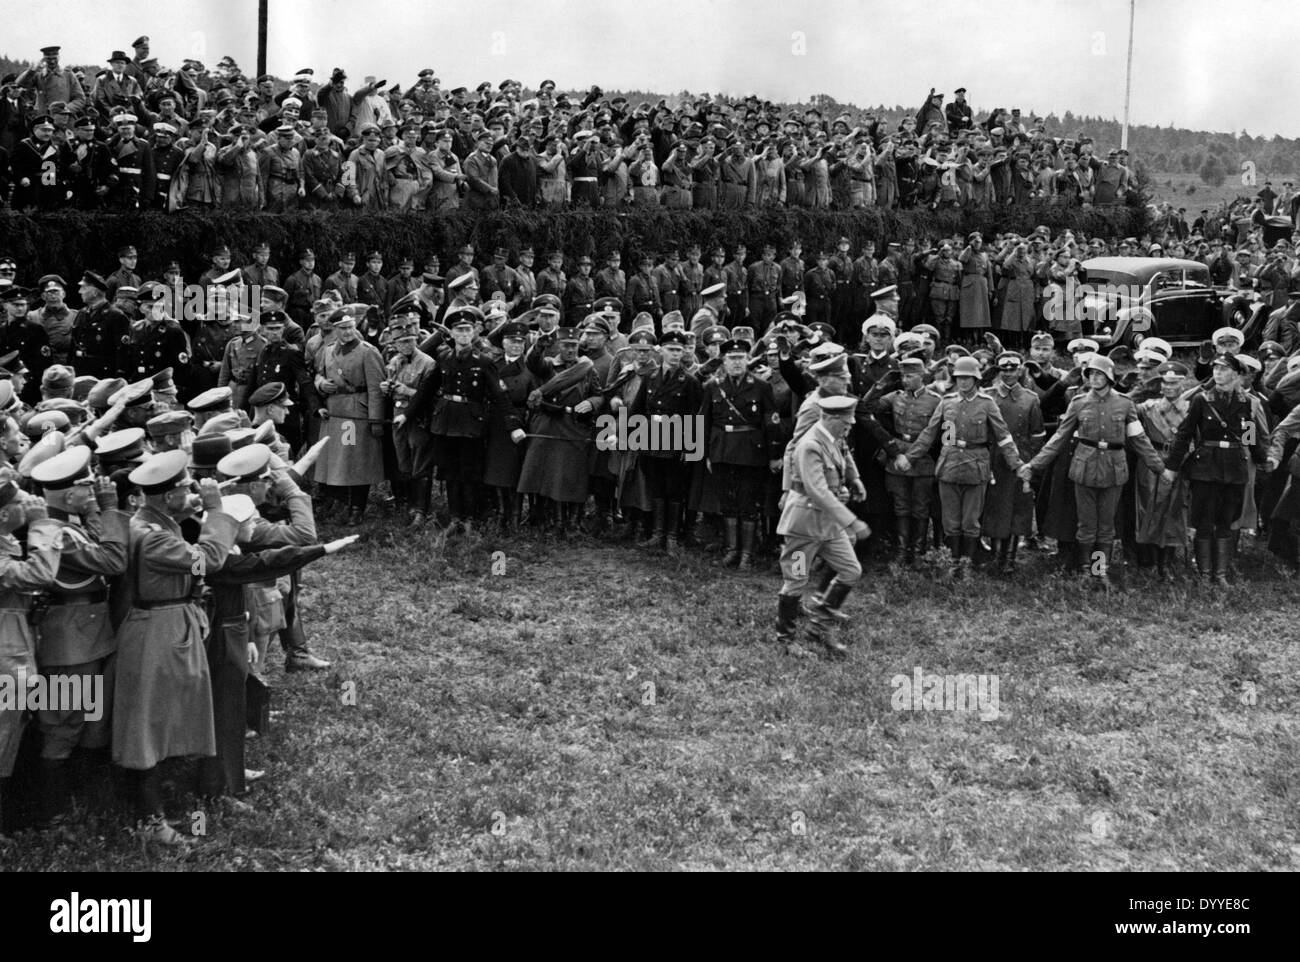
[0,205,1148,281]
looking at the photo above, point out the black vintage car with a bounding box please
[1075,257,1268,349]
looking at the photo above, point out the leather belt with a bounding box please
[1077,437,1118,450]
[156,173,172,180]
[573,176,597,182]
[951,440,988,449]
[49,588,108,606]
[119,166,143,174]
[722,425,757,433]
[133,597,193,610]
[1202,440,1240,449]
[442,394,469,403]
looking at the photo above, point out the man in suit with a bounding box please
[92,52,145,121]
[775,394,870,657]
[945,88,973,132]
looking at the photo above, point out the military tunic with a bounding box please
[1135,396,1190,547]
[981,380,1045,538]
[112,504,238,771]
[906,387,1023,538]
[1166,387,1268,539]
[877,383,944,520]
[516,356,605,503]
[746,260,781,335]
[218,332,267,411]
[127,317,190,395]
[697,372,783,519]
[70,301,131,378]
[0,519,60,777]
[314,339,387,486]
[483,356,538,490]
[778,421,864,596]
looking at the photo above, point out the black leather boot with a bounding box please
[738,520,758,568]
[805,580,853,656]
[663,503,682,558]
[640,500,665,549]
[775,594,800,644]
[1213,537,1232,586]
[1108,539,1127,590]
[1194,538,1213,582]
[721,518,741,566]
[897,516,914,564]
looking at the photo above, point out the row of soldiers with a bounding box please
[1,372,345,843]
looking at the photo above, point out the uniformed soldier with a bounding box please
[0,480,61,828]
[779,242,805,300]
[105,115,156,210]
[480,248,521,314]
[241,241,280,289]
[70,272,129,379]
[112,450,236,845]
[595,250,627,317]
[626,254,661,324]
[776,394,869,657]
[746,244,782,336]
[218,310,266,412]
[900,356,1024,577]
[536,250,567,302]
[324,252,359,303]
[802,250,836,330]
[1134,363,1192,579]
[245,312,315,452]
[981,352,1045,571]
[187,385,236,434]
[627,329,702,555]
[404,306,523,528]
[873,356,944,564]
[126,282,191,398]
[385,311,438,527]
[723,245,748,324]
[313,309,387,525]
[2,287,52,404]
[25,447,126,820]
[828,236,855,342]
[144,410,193,452]
[701,337,784,567]
[1165,353,1271,585]
[1020,353,1173,585]
[565,256,597,327]
[282,249,322,327]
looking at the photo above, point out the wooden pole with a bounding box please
[257,0,268,78]
[1121,0,1135,151]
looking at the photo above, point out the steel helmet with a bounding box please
[1084,353,1115,382]
[951,356,981,378]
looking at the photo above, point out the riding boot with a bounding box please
[1007,537,1020,571]
[1213,537,1232,586]
[738,520,758,568]
[1162,545,1180,581]
[804,579,853,656]
[639,500,665,549]
[1194,538,1213,583]
[664,503,682,557]
[775,594,801,644]
[721,518,741,566]
[897,516,914,564]
[1108,540,1127,590]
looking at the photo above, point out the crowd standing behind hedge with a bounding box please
[0,41,1148,215]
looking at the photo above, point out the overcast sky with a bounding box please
[7,0,1298,137]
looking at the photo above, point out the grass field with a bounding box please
[2,513,1298,872]
[1146,172,1260,213]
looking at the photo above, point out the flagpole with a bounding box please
[257,0,268,79]
[1121,0,1135,150]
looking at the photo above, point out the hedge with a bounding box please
[0,203,1147,283]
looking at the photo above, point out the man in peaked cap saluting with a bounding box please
[776,394,870,658]
[112,450,237,846]
[27,446,129,822]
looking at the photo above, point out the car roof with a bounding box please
[1082,257,1209,282]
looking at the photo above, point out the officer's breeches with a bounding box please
[779,533,863,596]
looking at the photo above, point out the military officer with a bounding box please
[779,242,805,299]
[723,245,748,323]
[28,446,127,821]
[2,287,52,404]
[1020,353,1172,585]
[0,481,61,828]
[127,282,191,398]
[247,312,316,452]
[144,410,193,452]
[689,282,726,336]
[626,254,661,324]
[828,236,855,342]
[594,251,627,317]
[70,272,130,379]
[701,337,784,567]
[114,450,236,845]
[480,248,521,314]
[775,394,869,657]
[386,310,438,527]
[874,356,944,564]
[536,250,567,301]
[899,356,1024,577]
[357,251,391,315]
[262,126,303,211]
[404,306,523,527]
[981,352,1045,571]
[627,329,703,555]
[1166,353,1271,585]
[105,114,155,210]
[324,251,359,303]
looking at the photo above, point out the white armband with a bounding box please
[1125,420,1145,438]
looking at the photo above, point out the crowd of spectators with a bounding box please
[0,40,1143,213]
